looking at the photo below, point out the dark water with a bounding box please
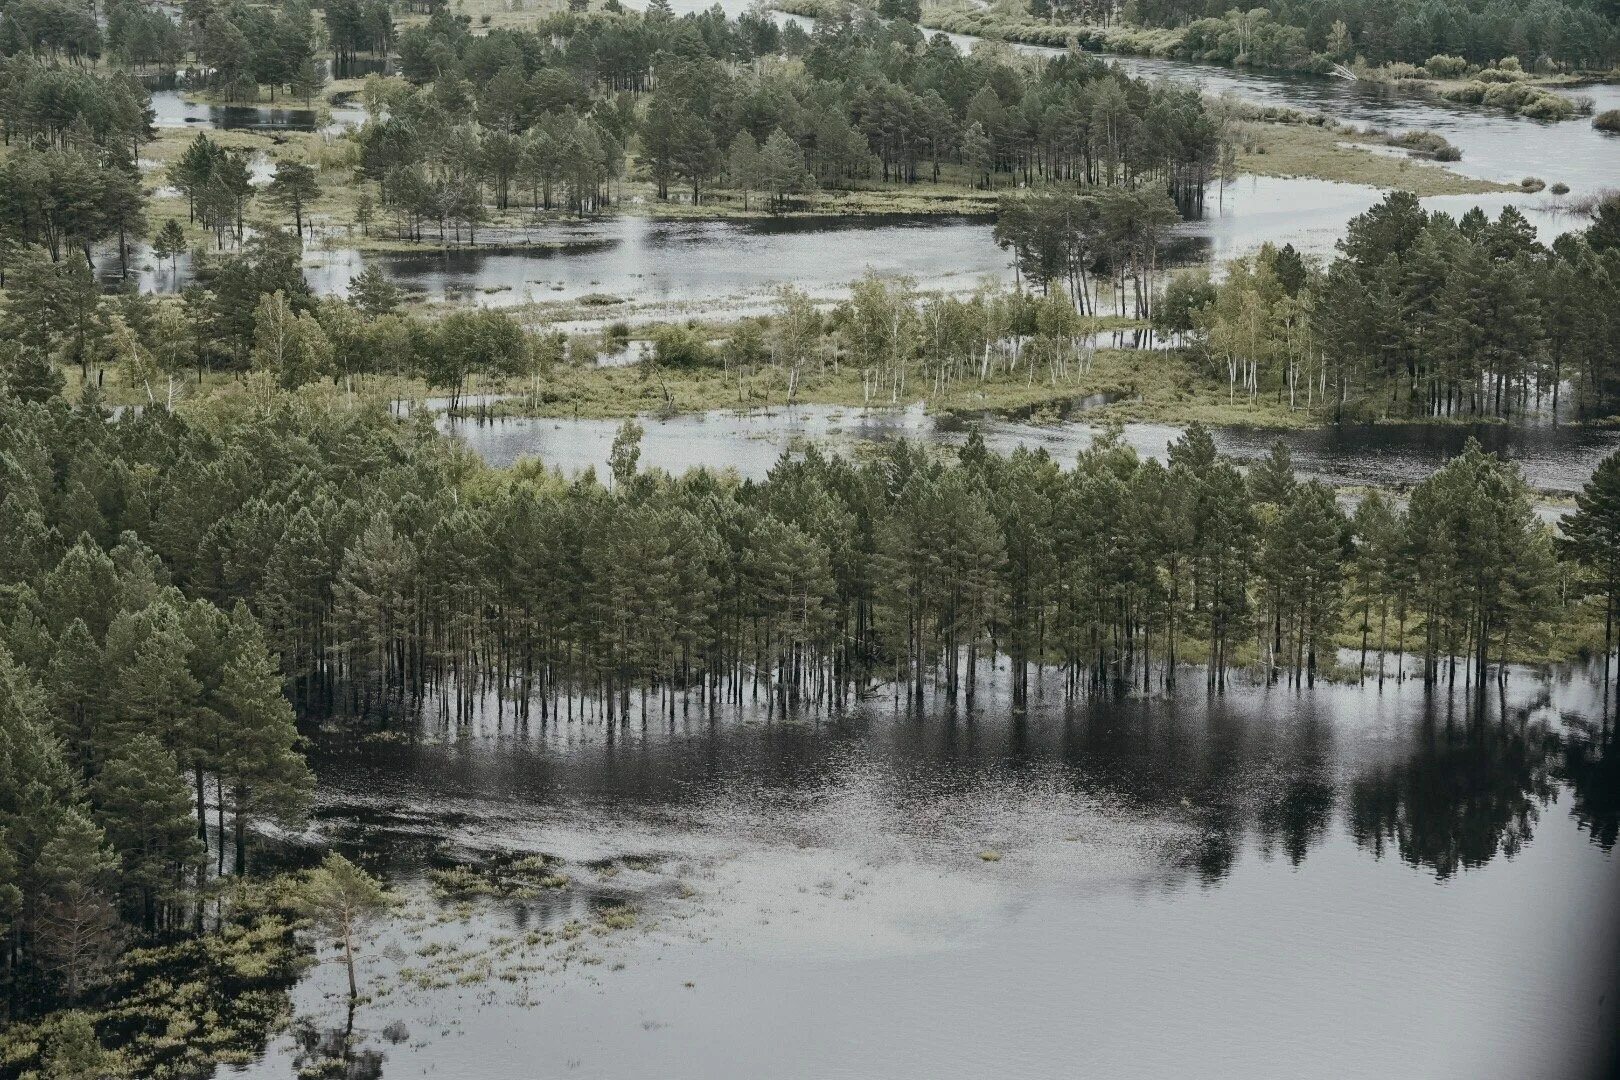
[299,214,1013,308]
[227,663,1619,1079]
[149,86,365,134]
[438,403,1620,494]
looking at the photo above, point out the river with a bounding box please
[228,661,1619,1080]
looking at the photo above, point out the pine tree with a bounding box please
[217,605,312,874]
[92,733,201,927]
[34,807,120,1001]
[266,159,320,236]
[295,853,390,1003]
[348,264,401,317]
[1560,450,1620,690]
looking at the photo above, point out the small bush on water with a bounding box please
[1595,110,1620,134]
[599,908,637,930]
[427,853,571,900]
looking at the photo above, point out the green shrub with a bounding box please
[1424,54,1468,78]
[1595,109,1620,134]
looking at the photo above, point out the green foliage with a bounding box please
[0,879,311,1080]
[1424,54,1469,77]
[1180,194,1620,421]
[1124,0,1617,68]
[294,854,390,1001]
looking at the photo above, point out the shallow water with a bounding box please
[114,171,1589,314]
[439,402,1620,493]
[149,86,366,134]
[120,12,1618,314]
[227,663,1620,1080]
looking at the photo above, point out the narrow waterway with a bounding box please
[437,402,1620,494]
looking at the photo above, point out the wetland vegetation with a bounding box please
[2,0,1619,1076]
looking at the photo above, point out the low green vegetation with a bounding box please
[0,879,311,1080]
[1596,109,1620,133]
[428,855,571,900]
[1438,79,1589,121]
[920,0,1618,73]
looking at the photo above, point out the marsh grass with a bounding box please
[1234,121,1510,196]
[427,853,572,900]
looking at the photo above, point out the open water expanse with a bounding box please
[227,664,1619,1079]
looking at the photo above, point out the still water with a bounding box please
[124,50,1616,315]
[439,402,1620,493]
[148,87,366,134]
[229,663,1619,1079]
[122,172,1591,316]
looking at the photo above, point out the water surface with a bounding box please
[439,403,1620,493]
[231,664,1620,1080]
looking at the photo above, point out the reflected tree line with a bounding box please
[1164,691,1613,884]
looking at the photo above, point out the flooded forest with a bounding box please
[0,0,1619,1076]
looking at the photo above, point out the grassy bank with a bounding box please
[1232,120,1513,196]
[437,345,1314,429]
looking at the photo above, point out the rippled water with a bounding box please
[438,402,1620,494]
[228,663,1619,1080]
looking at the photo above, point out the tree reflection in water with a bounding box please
[1557,714,1619,852]
[290,1011,386,1080]
[1347,699,1562,879]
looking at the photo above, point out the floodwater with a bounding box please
[120,35,1616,315]
[228,662,1620,1080]
[438,402,1620,493]
[148,84,366,134]
[119,173,1593,314]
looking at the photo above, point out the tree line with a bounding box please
[4,383,1613,732]
[1150,192,1620,419]
[356,2,1224,233]
[1123,0,1620,70]
[2,0,331,103]
[0,463,309,1021]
